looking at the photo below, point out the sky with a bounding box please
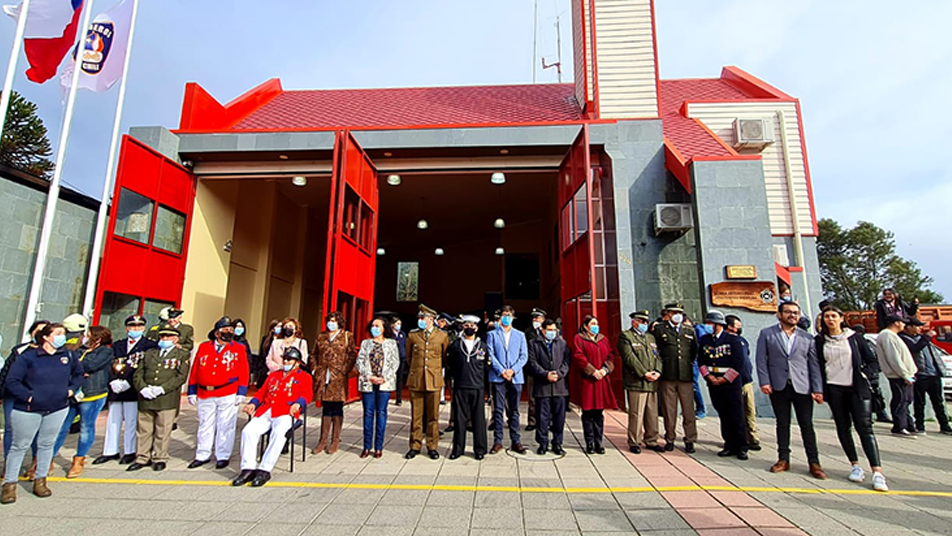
[1,0,949,299]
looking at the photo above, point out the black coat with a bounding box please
[815,332,877,399]
[446,337,490,390]
[527,337,570,398]
[109,337,158,402]
[874,297,918,331]
[79,345,114,399]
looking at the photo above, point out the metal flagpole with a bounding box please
[20,0,96,341]
[0,0,32,145]
[82,0,139,318]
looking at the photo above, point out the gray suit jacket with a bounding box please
[755,324,822,395]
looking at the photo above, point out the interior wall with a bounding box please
[300,206,328,338]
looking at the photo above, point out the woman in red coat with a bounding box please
[572,315,617,454]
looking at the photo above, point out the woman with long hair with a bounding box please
[266,318,308,373]
[1,319,48,465]
[231,318,256,381]
[355,316,399,458]
[311,312,356,455]
[255,319,280,388]
[571,315,617,454]
[816,306,888,492]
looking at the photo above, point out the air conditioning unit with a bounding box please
[773,244,790,267]
[654,204,693,234]
[733,118,774,151]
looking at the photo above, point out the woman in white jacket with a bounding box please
[356,316,400,458]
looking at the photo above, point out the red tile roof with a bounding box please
[231,83,583,130]
[659,78,753,160]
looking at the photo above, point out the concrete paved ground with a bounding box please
[3,398,951,535]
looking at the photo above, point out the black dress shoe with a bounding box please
[525,424,536,432]
[281,443,290,455]
[585,444,595,454]
[551,444,564,456]
[749,442,762,451]
[172,422,178,431]
[717,448,734,457]
[126,462,149,472]
[684,442,696,454]
[232,469,255,486]
[405,449,420,460]
[629,445,641,454]
[647,445,665,453]
[448,451,462,460]
[188,459,210,469]
[537,445,547,455]
[119,454,137,465]
[152,462,166,471]
[428,450,440,460]
[474,453,485,460]
[250,470,271,487]
[92,454,119,465]
[215,460,229,469]
[438,429,444,437]
[594,444,605,455]
[445,425,455,433]
[736,451,749,461]
[487,423,495,431]
[663,443,674,452]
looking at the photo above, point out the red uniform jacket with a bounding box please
[188,340,249,399]
[250,368,313,419]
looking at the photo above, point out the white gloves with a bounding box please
[153,386,165,397]
[109,379,131,393]
[188,395,198,406]
[140,387,156,400]
[235,396,245,406]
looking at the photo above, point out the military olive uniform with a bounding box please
[652,322,698,444]
[618,328,662,448]
[406,327,450,451]
[132,346,190,464]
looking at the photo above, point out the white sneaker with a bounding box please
[848,465,865,483]
[872,472,888,492]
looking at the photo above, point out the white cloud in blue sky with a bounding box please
[1,0,948,299]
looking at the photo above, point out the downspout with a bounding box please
[777,110,812,316]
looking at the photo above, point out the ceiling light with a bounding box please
[499,149,509,155]
[493,218,505,229]
[383,152,393,157]
[495,247,505,256]
[279,154,289,160]
[376,248,386,255]
[292,176,307,187]
[387,174,402,186]
[491,172,506,185]
[417,219,428,230]
[434,248,444,256]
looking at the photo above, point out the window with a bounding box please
[341,186,374,251]
[560,183,589,250]
[396,262,419,302]
[143,299,175,326]
[99,292,140,336]
[114,188,153,244]
[153,205,186,254]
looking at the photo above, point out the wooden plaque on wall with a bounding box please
[710,281,777,312]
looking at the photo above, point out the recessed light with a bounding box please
[383,152,393,157]
[499,149,509,154]
[279,154,289,160]
[417,219,428,230]
[387,174,402,186]
[495,247,505,255]
[376,248,386,255]
[491,172,506,185]
[292,176,307,187]
[493,218,505,229]
[434,248,444,256]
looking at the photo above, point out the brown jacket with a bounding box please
[310,331,356,402]
[405,328,449,392]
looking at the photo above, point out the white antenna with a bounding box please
[532,0,538,83]
[542,13,563,83]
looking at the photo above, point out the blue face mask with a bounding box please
[370,326,382,338]
[282,364,293,372]
[500,316,513,327]
[545,330,557,341]
[702,324,714,335]
[637,323,648,334]
[590,324,600,335]
[52,334,67,348]
[158,339,174,350]
[327,321,339,332]
[273,325,282,335]
[234,326,245,337]
[418,319,428,330]
[128,329,144,340]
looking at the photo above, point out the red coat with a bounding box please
[571,333,617,411]
[250,368,313,419]
[188,340,249,399]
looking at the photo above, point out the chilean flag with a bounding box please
[3,0,85,83]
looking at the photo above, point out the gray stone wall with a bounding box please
[0,178,96,355]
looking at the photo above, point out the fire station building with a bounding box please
[91,0,823,406]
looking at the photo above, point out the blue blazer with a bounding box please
[486,327,528,384]
[755,323,822,395]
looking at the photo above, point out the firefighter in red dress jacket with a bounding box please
[232,347,313,487]
[186,317,249,469]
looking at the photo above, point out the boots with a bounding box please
[312,416,331,454]
[67,456,85,479]
[327,416,343,454]
[1,482,15,504]
[23,458,37,481]
[32,478,51,498]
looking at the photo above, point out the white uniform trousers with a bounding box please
[240,409,293,472]
[195,394,239,462]
[103,401,137,456]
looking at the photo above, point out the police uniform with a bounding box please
[697,313,749,457]
[406,304,450,457]
[523,307,547,430]
[618,310,662,451]
[129,324,190,470]
[447,319,490,458]
[651,302,698,449]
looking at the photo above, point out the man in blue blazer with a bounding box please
[755,301,827,479]
[487,305,528,454]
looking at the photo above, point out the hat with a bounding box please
[159,307,184,321]
[664,302,684,313]
[207,316,233,339]
[124,315,147,326]
[418,304,437,317]
[705,310,727,326]
[156,323,180,337]
[437,312,455,324]
[905,316,924,326]
[493,309,502,320]
[459,314,480,324]
[884,314,905,326]
[629,310,651,322]
[530,308,547,319]
[63,313,88,333]
[282,347,304,362]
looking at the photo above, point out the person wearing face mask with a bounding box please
[311,312,356,455]
[528,318,569,455]
[233,347,312,488]
[1,319,48,464]
[652,302,698,454]
[618,310,662,454]
[93,315,157,466]
[356,316,399,458]
[255,320,281,389]
[391,316,408,406]
[267,317,309,373]
[522,308,546,433]
[486,305,529,455]
[126,324,190,472]
[186,316,249,469]
[572,315,617,454]
[405,304,449,459]
[147,307,195,353]
[231,318,255,373]
[1,323,83,504]
[698,311,749,460]
[446,315,490,459]
[725,315,760,451]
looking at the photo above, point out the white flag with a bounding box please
[60,0,133,92]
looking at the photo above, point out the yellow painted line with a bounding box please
[31,476,952,498]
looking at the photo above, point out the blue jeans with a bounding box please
[491,382,523,445]
[4,408,68,483]
[53,397,108,458]
[361,387,390,451]
[692,362,706,416]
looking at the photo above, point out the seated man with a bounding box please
[232,347,312,487]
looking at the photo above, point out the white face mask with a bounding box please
[671,313,684,325]
[532,321,542,330]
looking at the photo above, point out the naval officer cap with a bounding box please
[437,312,455,323]
[459,314,480,325]
[663,302,684,312]
[417,304,437,318]
[159,307,185,321]
[530,308,547,319]
[124,315,147,326]
[629,310,651,321]
[156,323,180,337]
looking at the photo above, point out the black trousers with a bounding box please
[709,382,748,453]
[769,384,819,464]
[395,361,408,403]
[888,379,914,433]
[913,375,952,432]
[452,388,487,456]
[827,384,881,467]
[535,396,566,447]
[581,409,604,448]
[868,376,888,418]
